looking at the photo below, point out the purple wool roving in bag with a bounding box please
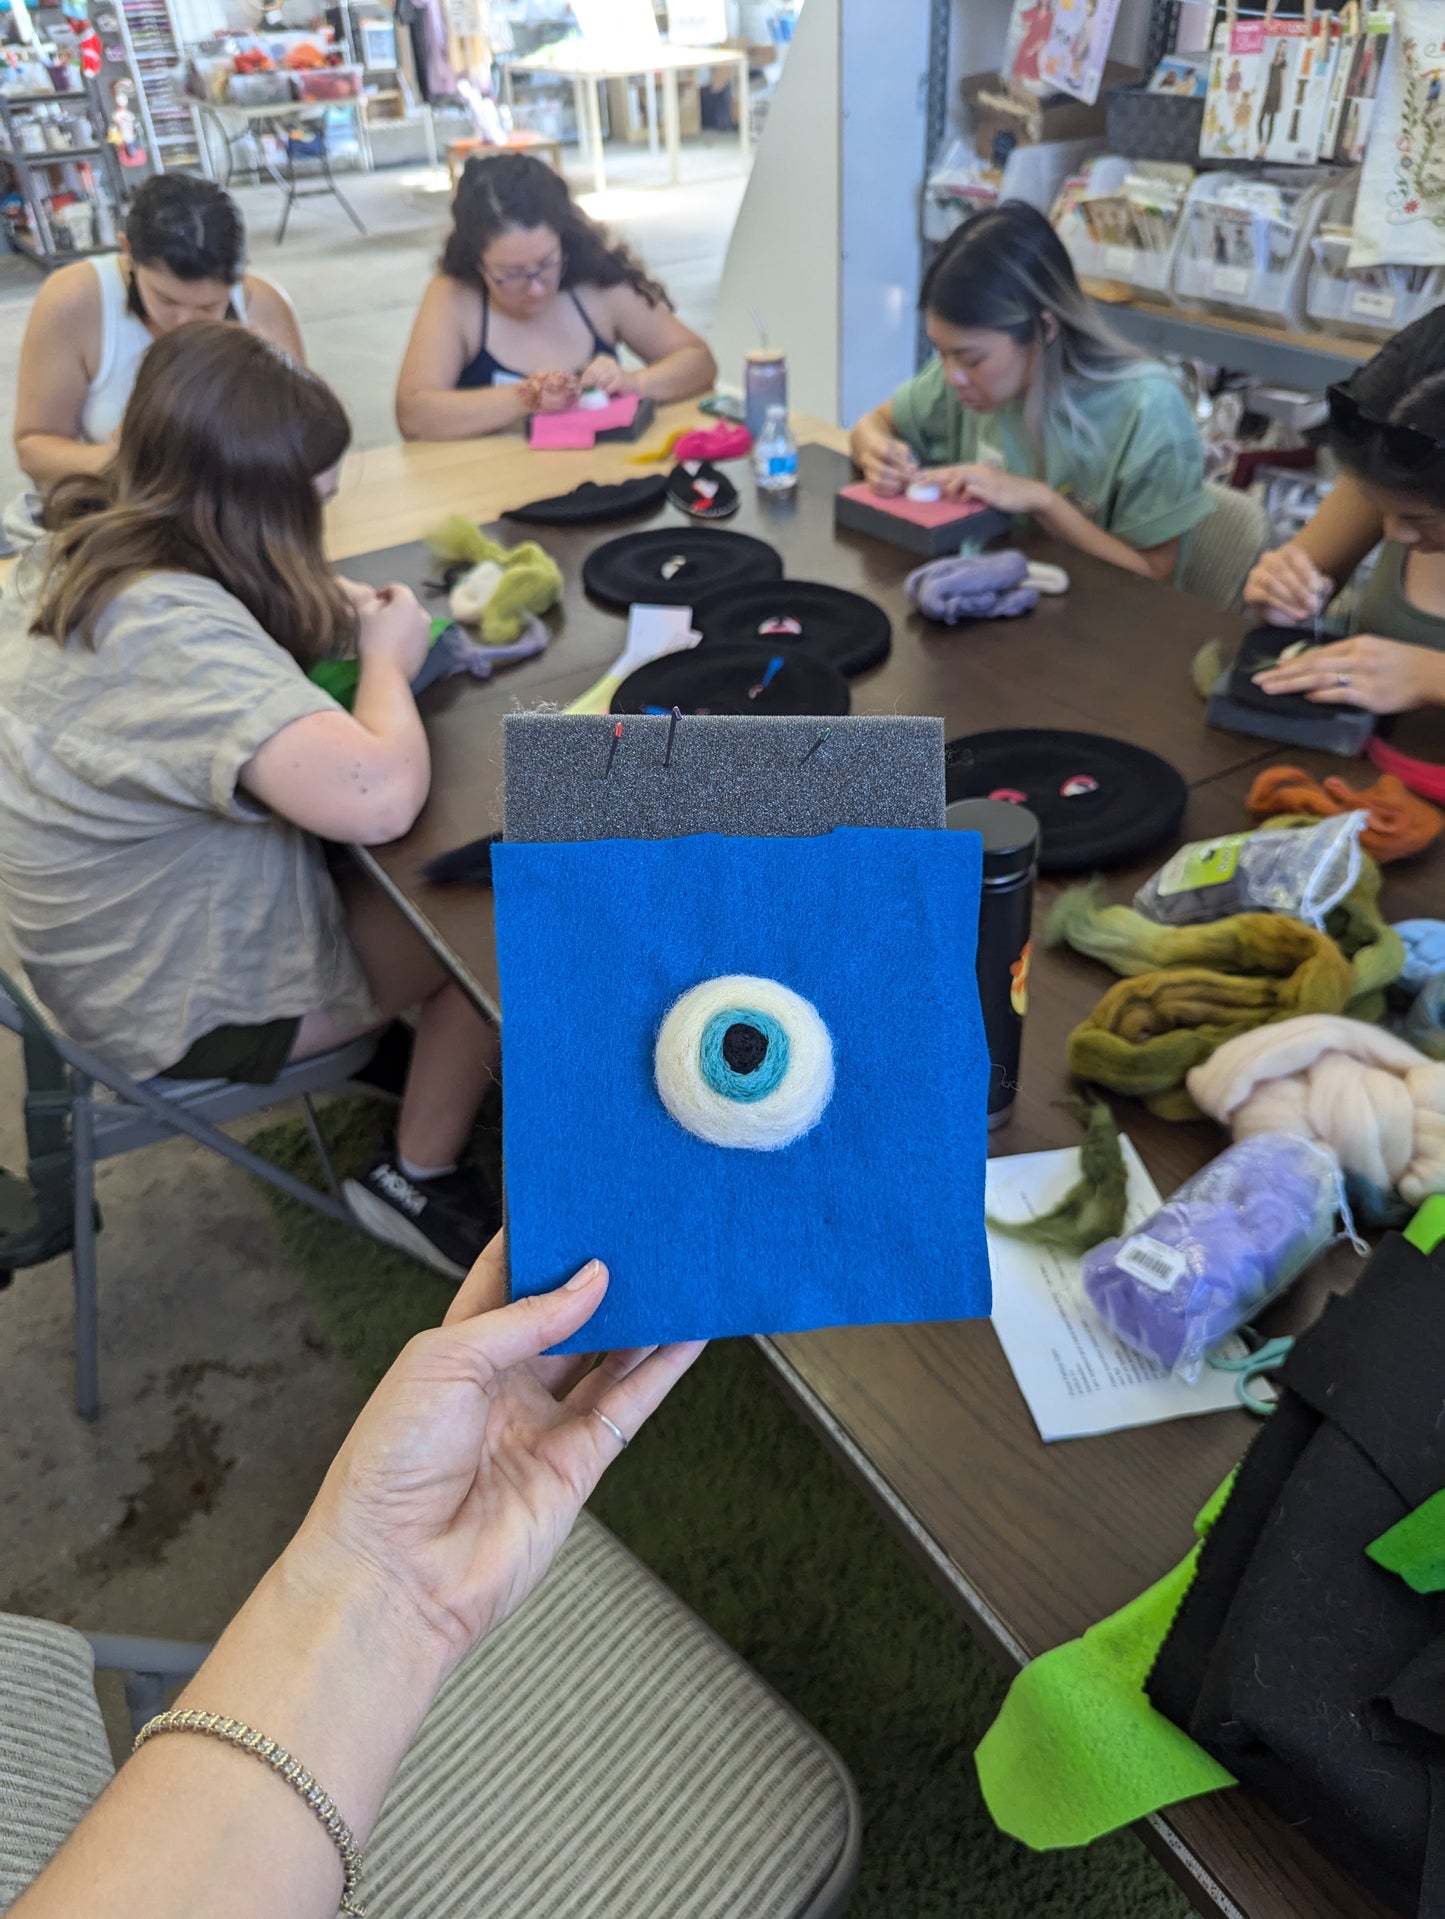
[1082,1134,1340,1380]
[904,550,1039,624]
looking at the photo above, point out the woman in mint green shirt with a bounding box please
[848,202,1212,582]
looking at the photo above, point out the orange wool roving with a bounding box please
[1247,764,1444,863]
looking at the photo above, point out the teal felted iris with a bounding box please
[699,1007,790,1103]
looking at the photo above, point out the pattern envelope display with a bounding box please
[491,825,992,1352]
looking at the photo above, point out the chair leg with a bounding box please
[300,1094,342,1199]
[70,1088,99,1422]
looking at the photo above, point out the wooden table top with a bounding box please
[348,426,1431,1919]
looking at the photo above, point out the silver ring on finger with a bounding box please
[591,1407,628,1449]
[1336,670,1351,687]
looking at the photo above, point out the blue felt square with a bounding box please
[491,827,991,1352]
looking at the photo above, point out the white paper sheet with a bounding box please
[987,1140,1244,1443]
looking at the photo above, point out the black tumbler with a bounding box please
[946,797,1040,1130]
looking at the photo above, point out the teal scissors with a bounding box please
[1206,1331,1295,1416]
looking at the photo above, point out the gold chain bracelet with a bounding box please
[133,1708,365,1915]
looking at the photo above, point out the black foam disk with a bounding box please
[689,579,891,678]
[945,728,1187,873]
[583,527,783,609]
[504,475,668,527]
[612,641,851,719]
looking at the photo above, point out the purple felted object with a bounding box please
[410,616,549,694]
[1081,1134,1337,1377]
[904,550,1038,626]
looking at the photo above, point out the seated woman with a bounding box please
[1246,306,1445,725]
[14,173,303,488]
[0,323,499,1279]
[848,201,1212,582]
[395,151,716,439]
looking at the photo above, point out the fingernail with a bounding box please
[564,1259,605,1291]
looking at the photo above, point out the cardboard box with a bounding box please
[963,62,1139,156]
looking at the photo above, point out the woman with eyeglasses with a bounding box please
[13,173,302,488]
[395,152,715,440]
[1246,309,1445,718]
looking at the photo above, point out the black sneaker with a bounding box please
[343,1145,500,1279]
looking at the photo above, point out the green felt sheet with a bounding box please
[1369,1489,1445,1595]
[974,1478,1237,1849]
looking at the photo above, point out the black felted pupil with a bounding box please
[722,1022,768,1074]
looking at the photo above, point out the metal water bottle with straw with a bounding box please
[744,310,788,442]
[946,798,1040,1129]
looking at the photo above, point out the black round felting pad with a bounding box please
[505,474,668,527]
[689,580,891,678]
[583,527,783,609]
[945,729,1187,873]
[612,642,850,718]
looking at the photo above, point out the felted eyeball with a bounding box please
[654,974,834,1150]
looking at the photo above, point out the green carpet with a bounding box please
[250,1096,1191,1919]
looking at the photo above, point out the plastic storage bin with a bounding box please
[1304,178,1445,342]
[1054,154,1191,303]
[295,65,362,101]
[1172,170,1333,330]
[225,71,294,106]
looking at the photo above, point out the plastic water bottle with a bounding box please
[754,405,798,495]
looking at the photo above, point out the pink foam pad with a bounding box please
[836,480,994,529]
[529,394,641,449]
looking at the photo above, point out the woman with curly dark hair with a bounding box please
[395,152,715,439]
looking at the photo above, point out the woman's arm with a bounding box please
[13,265,113,484]
[848,402,920,495]
[583,284,716,402]
[244,274,306,363]
[239,585,433,844]
[1244,470,1386,624]
[11,1243,703,1919]
[395,277,533,441]
[925,463,1178,579]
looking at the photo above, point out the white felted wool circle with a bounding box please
[449,559,504,625]
[654,974,834,1150]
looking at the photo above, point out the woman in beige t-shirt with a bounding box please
[0,323,499,1282]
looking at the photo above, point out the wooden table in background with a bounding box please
[337,424,1432,1919]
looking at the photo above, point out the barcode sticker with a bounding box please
[1349,285,1396,322]
[1115,1234,1187,1293]
[1104,244,1136,276]
[1212,264,1250,297]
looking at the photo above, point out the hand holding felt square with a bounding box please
[492,826,993,1352]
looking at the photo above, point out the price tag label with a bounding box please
[1103,244,1136,276]
[1349,285,1397,322]
[1115,1235,1188,1294]
[1212,264,1250,296]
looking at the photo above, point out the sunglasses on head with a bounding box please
[1325,381,1445,470]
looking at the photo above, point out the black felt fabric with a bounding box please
[690,580,892,678]
[944,729,1186,874]
[612,641,850,719]
[1147,1235,1445,1919]
[503,475,668,527]
[582,527,784,609]
[1225,626,1374,723]
[665,459,741,521]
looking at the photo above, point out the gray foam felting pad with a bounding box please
[503,713,945,843]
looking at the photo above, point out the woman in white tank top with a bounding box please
[14,174,303,488]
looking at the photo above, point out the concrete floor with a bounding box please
[0,142,745,1675]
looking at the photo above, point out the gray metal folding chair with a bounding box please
[0,967,385,1422]
[0,1513,861,1918]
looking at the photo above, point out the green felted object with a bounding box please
[1368,1489,1445,1595]
[308,617,450,711]
[986,1097,1128,1256]
[975,1477,1238,1849]
[1191,638,1228,701]
[1050,888,1355,1119]
[426,515,563,644]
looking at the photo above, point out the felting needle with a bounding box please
[799,727,831,767]
[748,655,785,700]
[664,705,681,767]
[605,719,623,778]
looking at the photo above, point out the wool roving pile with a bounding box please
[903,551,1039,624]
[426,516,564,643]
[1187,1015,1445,1226]
[1247,765,1445,864]
[1049,888,1355,1118]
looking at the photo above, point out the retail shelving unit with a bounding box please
[0,80,124,268]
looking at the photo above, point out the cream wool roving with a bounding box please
[654,975,835,1150]
[1187,1014,1445,1225]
